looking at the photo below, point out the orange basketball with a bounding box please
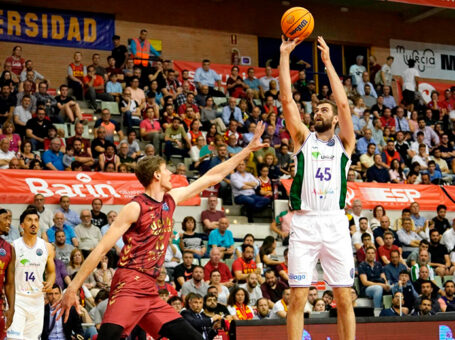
[281,7,314,41]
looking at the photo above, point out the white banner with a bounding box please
[390,39,455,81]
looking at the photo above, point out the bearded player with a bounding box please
[279,36,356,340]
[0,209,15,339]
[55,122,268,340]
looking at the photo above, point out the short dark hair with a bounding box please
[437,204,447,212]
[167,296,183,306]
[419,239,430,247]
[95,289,110,303]
[420,280,432,288]
[51,284,61,292]
[359,217,368,223]
[444,280,454,288]
[429,229,440,236]
[399,270,410,277]
[361,233,371,241]
[20,207,39,224]
[242,244,254,252]
[322,290,333,298]
[390,249,400,257]
[202,59,210,63]
[402,208,411,214]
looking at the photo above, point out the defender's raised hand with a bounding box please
[317,36,331,65]
[280,35,302,55]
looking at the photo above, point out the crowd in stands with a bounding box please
[1,29,455,339]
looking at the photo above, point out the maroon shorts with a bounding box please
[102,268,181,338]
[0,310,5,340]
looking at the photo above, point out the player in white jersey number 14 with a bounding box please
[7,207,56,340]
[279,36,357,340]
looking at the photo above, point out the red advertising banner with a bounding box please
[280,179,452,211]
[387,0,455,9]
[443,185,455,203]
[395,77,455,104]
[0,170,200,206]
[173,60,299,89]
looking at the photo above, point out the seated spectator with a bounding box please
[360,143,377,173]
[222,97,243,126]
[427,160,443,184]
[173,251,195,291]
[203,293,231,322]
[164,116,191,159]
[91,126,116,160]
[261,269,288,306]
[117,142,136,170]
[99,144,120,172]
[366,154,391,183]
[413,280,446,314]
[361,84,377,108]
[178,92,199,116]
[47,212,78,246]
[0,121,20,154]
[93,255,115,291]
[304,286,318,313]
[378,231,403,266]
[356,129,378,156]
[397,217,422,255]
[428,229,453,277]
[66,248,96,291]
[355,232,376,264]
[226,134,242,156]
[410,249,435,282]
[35,81,56,119]
[384,250,407,285]
[54,84,83,124]
[413,117,439,149]
[432,204,450,235]
[200,196,225,234]
[380,108,396,134]
[208,217,234,259]
[89,53,107,81]
[270,288,290,319]
[106,54,124,80]
[379,291,406,316]
[94,108,123,143]
[187,119,203,146]
[66,122,91,155]
[120,87,142,129]
[75,210,102,258]
[231,160,270,223]
[389,159,406,184]
[232,244,262,285]
[412,297,435,316]
[13,94,32,136]
[239,273,263,307]
[382,140,403,168]
[106,73,123,101]
[442,280,455,311]
[259,236,283,270]
[227,66,248,98]
[54,230,75,265]
[178,216,206,260]
[255,297,272,319]
[181,293,221,340]
[140,107,162,153]
[25,107,51,150]
[203,247,233,286]
[227,287,255,320]
[194,59,223,96]
[181,266,209,300]
[391,270,418,311]
[66,51,86,100]
[72,138,94,171]
[42,138,64,170]
[208,270,230,305]
[312,298,326,312]
[168,295,184,314]
[412,143,430,170]
[0,137,16,169]
[352,217,373,252]
[358,246,391,308]
[83,65,113,109]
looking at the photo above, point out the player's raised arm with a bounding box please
[54,201,140,322]
[317,36,355,155]
[279,36,310,151]
[170,121,269,205]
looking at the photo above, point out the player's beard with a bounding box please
[314,117,333,133]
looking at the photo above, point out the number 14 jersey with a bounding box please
[13,237,48,298]
[290,132,351,212]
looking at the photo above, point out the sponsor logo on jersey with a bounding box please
[20,259,30,265]
[312,151,320,159]
[313,188,335,198]
[0,248,6,256]
[289,273,306,281]
[312,152,335,160]
[36,248,43,256]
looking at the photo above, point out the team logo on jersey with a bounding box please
[311,152,320,159]
[162,203,169,212]
[0,248,6,256]
[36,248,43,256]
[327,139,335,146]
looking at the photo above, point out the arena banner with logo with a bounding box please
[387,0,455,9]
[0,170,200,206]
[395,78,455,104]
[0,6,114,50]
[390,39,455,81]
[173,60,299,88]
[280,179,453,211]
[442,185,455,204]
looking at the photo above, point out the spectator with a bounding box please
[261,269,288,306]
[352,217,373,252]
[90,126,116,160]
[227,287,255,320]
[378,231,403,265]
[194,59,223,96]
[304,286,318,313]
[356,232,376,264]
[371,119,386,152]
[358,246,391,309]
[200,196,225,234]
[42,138,64,170]
[244,68,261,98]
[208,217,234,259]
[379,291,405,316]
[410,249,435,282]
[173,251,195,291]
[413,117,439,148]
[117,142,136,170]
[239,273,263,307]
[72,138,94,171]
[42,284,83,340]
[54,230,75,266]
[255,298,272,319]
[394,131,412,167]
[357,71,378,98]
[140,107,162,153]
[94,108,123,143]
[442,219,455,256]
[106,73,123,101]
[259,66,279,96]
[0,84,13,128]
[203,247,233,285]
[119,87,142,129]
[67,51,86,100]
[100,211,124,258]
[389,159,406,184]
[382,140,403,168]
[384,250,407,285]
[89,53,107,81]
[412,297,435,316]
[231,160,270,222]
[83,65,113,110]
[366,154,391,183]
[66,122,91,156]
[93,255,115,290]
[181,293,221,340]
[428,229,453,277]
[432,204,450,235]
[413,280,445,314]
[379,108,396,134]
[401,59,420,111]
[99,144,120,172]
[205,286,231,317]
[25,107,51,150]
[270,288,291,319]
[391,270,418,311]
[90,198,108,229]
[349,55,366,87]
[0,123,21,156]
[442,280,455,311]
[30,194,52,233]
[208,270,230,305]
[322,290,334,311]
[35,81,56,119]
[74,209,102,258]
[232,244,262,284]
[13,94,32,136]
[177,216,205,261]
[222,97,243,126]
[47,212,78,246]
[164,116,191,159]
[181,266,209,300]
[0,138,16,169]
[397,217,422,255]
[356,129,378,156]
[55,84,83,123]
[360,143,377,172]
[56,196,80,228]
[394,208,416,232]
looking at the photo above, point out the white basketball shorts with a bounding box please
[7,294,45,340]
[288,210,355,288]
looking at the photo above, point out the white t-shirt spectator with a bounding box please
[270,299,287,319]
[381,64,393,86]
[402,68,420,91]
[13,106,32,125]
[349,64,366,86]
[0,149,16,169]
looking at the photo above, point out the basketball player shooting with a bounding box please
[279,36,356,340]
[54,122,268,340]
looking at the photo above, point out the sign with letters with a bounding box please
[387,0,455,9]
[390,39,455,81]
[0,6,114,50]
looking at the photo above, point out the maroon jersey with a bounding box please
[0,238,12,301]
[118,193,175,278]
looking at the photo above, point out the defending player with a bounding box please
[279,36,356,340]
[55,122,268,340]
[7,207,56,340]
[0,209,15,339]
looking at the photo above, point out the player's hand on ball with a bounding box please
[280,35,302,55]
[248,121,269,152]
[317,36,331,65]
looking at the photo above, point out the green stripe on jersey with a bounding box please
[339,153,349,209]
[290,152,304,210]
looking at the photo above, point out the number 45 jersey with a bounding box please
[290,132,351,212]
[13,237,48,297]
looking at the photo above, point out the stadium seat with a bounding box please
[434,276,443,288]
[444,275,453,284]
[383,295,392,309]
[69,124,91,139]
[356,298,373,308]
[253,99,262,106]
[54,123,68,137]
[213,97,227,107]
[225,258,235,269]
[200,258,209,266]
[101,101,120,115]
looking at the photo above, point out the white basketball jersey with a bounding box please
[13,237,48,297]
[290,132,351,212]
